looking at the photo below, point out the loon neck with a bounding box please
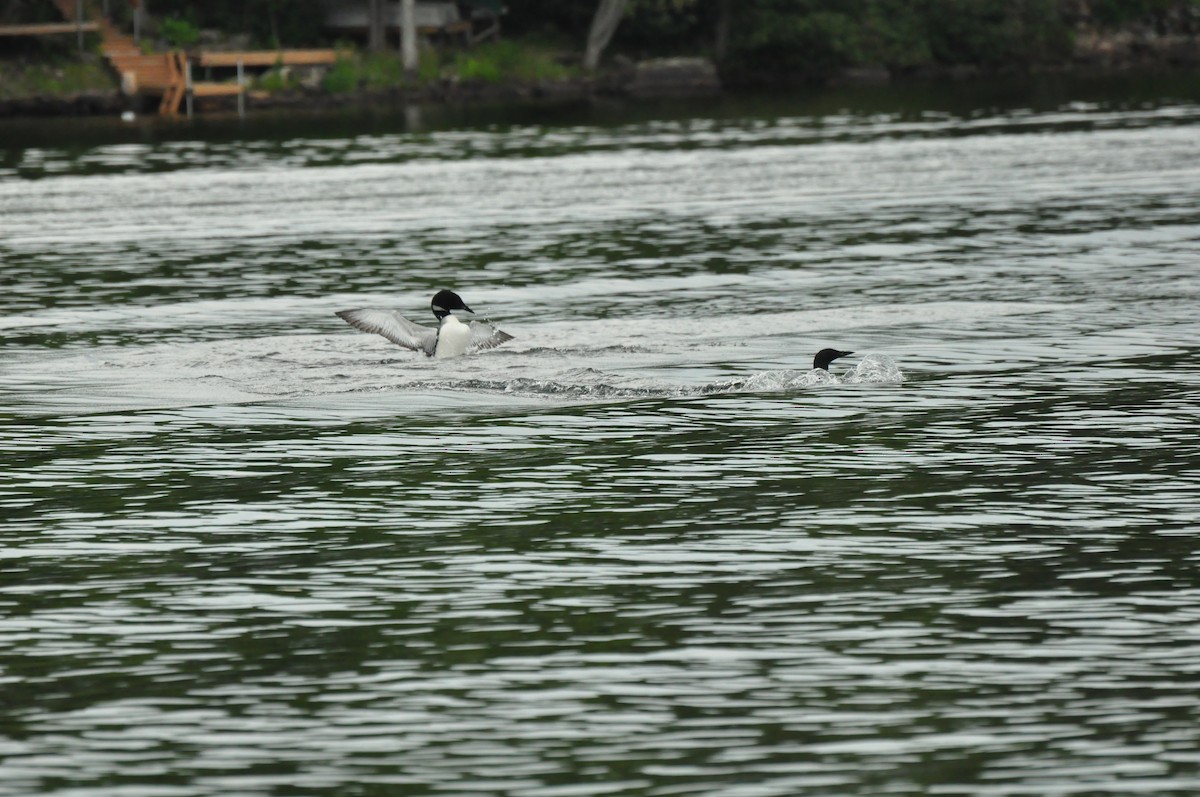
[814,349,853,370]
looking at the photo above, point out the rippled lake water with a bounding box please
[2,79,1200,796]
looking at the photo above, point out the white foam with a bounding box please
[740,369,841,391]
[842,353,906,384]
[731,353,905,393]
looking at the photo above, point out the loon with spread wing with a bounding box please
[336,290,513,358]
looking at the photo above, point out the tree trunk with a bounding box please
[583,0,627,71]
[367,0,386,52]
[399,0,418,76]
[715,0,731,63]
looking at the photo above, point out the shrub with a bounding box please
[320,51,423,92]
[258,67,294,92]
[360,51,405,88]
[160,17,199,47]
[449,40,573,83]
[323,58,358,93]
[456,53,504,83]
[0,61,116,99]
[734,8,865,76]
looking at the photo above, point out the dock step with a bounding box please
[197,49,341,68]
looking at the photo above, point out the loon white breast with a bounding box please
[336,289,513,359]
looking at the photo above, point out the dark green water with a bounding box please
[2,80,1200,796]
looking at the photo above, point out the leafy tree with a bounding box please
[146,0,329,47]
[923,0,1070,66]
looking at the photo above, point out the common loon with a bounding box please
[814,348,853,371]
[336,289,513,358]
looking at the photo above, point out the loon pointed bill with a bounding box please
[336,289,513,358]
[814,348,853,371]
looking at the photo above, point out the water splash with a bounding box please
[841,353,906,384]
[737,368,840,391]
[713,353,905,394]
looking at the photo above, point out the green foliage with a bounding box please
[450,40,574,83]
[737,7,864,74]
[362,51,407,88]
[498,0,598,39]
[456,52,503,83]
[453,41,515,83]
[322,58,359,93]
[616,0,708,55]
[319,51,436,93]
[858,4,933,68]
[0,60,116,100]
[1088,0,1192,26]
[319,41,573,93]
[1,0,59,25]
[160,17,200,48]
[922,0,1070,66]
[257,66,296,92]
[148,0,328,47]
[720,0,1078,78]
[418,51,443,82]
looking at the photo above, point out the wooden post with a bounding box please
[76,0,83,53]
[185,57,193,118]
[237,58,245,118]
[399,0,417,76]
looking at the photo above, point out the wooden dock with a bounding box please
[41,0,184,112]
[197,50,341,68]
[0,21,99,36]
[32,1,341,116]
[186,50,343,117]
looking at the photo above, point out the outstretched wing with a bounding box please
[336,309,438,356]
[468,321,514,353]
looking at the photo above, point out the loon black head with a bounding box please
[814,348,853,371]
[430,290,474,321]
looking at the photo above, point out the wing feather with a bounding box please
[336,309,437,356]
[468,322,514,353]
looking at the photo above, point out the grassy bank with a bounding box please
[314,40,577,94]
[0,58,116,101]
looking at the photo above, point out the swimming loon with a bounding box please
[814,348,853,371]
[336,289,513,358]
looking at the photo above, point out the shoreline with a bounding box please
[1,57,1198,122]
[3,0,1198,123]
